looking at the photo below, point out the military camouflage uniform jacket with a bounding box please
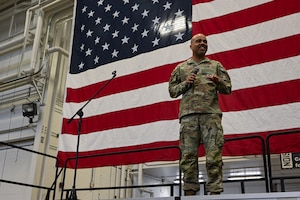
[168,57,231,119]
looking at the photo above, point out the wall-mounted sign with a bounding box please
[280,152,300,169]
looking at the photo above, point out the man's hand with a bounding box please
[185,73,197,86]
[207,74,221,83]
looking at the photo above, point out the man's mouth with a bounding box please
[199,46,206,50]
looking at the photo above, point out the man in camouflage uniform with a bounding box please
[168,33,232,196]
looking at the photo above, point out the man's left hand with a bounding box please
[207,74,221,83]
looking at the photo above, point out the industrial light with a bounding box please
[227,168,262,181]
[22,102,37,123]
[227,176,263,181]
[174,174,204,184]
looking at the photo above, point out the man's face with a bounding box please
[190,34,208,56]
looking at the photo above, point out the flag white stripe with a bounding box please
[59,119,180,152]
[63,83,175,118]
[66,13,299,89]
[207,13,300,54]
[192,0,272,21]
[66,41,191,89]
[230,55,300,91]
[64,55,299,118]
[223,102,300,134]
[59,102,300,152]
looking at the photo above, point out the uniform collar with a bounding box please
[187,57,211,65]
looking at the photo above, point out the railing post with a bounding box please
[266,129,300,192]
[241,181,245,194]
[280,178,285,192]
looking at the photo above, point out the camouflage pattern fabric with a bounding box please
[179,114,224,193]
[168,57,231,193]
[168,58,231,119]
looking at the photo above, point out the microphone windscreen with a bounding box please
[193,67,199,74]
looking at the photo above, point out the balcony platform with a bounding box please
[120,192,300,200]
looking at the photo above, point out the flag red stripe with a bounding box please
[57,129,300,168]
[62,100,180,134]
[62,79,300,134]
[66,35,299,103]
[57,141,180,168]
[219,79,300,112]
[192,0,300,35]
[192,0,213,4]
[210,34,300,71]
[65,62,178,103]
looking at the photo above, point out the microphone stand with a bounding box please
[67,70,117,200]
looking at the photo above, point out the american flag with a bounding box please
[57,0,300,168]
[70,0,191,73]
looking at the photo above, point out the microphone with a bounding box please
[188,67,199,88]
[192,67,199,75]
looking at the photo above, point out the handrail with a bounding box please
[45,167,64,200]
[64,183,179,199]
[0,178,50,190]
[0,141,58,200]
[0,141,56,159]
[60,135,269,198]
[266,129,300,192]
[272,176,300,192]
[224,135,269,193]
[60,145,182,199]
[2,131,299,199]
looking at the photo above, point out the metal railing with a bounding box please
[60,146,182,200]
[266,129,300,192]
[0,141,58,200]
[225,135,269,193]
[59,135,269,198]
[1,129,300,199]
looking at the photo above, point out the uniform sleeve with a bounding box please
[216,63,232,95]
[168,66,189,98]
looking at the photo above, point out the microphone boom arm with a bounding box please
[67,70,117,124]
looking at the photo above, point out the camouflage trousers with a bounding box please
[179,113,224,193]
